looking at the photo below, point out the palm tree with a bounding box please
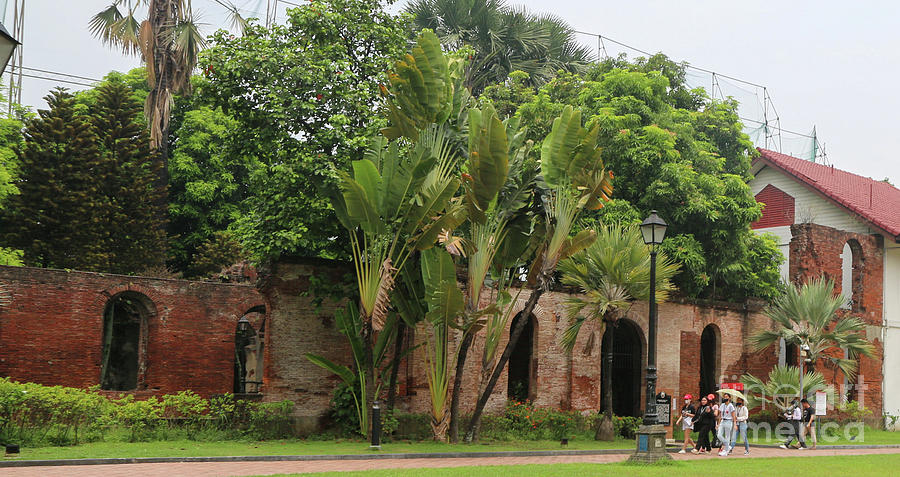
[558,224,680,440]
[89,1,247,166]
[405,0,593,95]
[749,277,875,383]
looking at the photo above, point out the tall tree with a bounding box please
[482,56,783,301]
[406,0,592,95]
[89,0,247,184]
[91,80,168,274]
[0,106,24,266]
[558,224,679,439]
[198,0,408,262]
[1,89,112,270]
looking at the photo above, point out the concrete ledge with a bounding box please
[0,449,635,468]
[3,444,898,468]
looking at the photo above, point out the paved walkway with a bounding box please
[5,447,900,476]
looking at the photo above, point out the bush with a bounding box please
[328,381,361,437]
[0,379,296,445]
[613,415,641,439]
[478,401,595,441]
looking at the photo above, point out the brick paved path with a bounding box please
[5,447,900,477]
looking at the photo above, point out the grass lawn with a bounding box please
[279,454,900,476]
[17,437,633,460]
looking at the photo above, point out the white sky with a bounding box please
[12,0,900,183]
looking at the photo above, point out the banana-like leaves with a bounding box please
[465,104,509,224]
[381,30,453,141]
[421,247,465,325]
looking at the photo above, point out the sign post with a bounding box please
[655,392,672,427]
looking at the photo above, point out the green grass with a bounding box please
[17,437,633,460]
[274,454,900,476]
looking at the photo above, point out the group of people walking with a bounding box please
[779,398,817,450]
[675,392,750,456]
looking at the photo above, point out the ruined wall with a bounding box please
[256,258,353,431]
[0,265,264,397]
[789,223,885,414]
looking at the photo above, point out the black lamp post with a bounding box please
[629,210,669,463]
[640,210,667,426]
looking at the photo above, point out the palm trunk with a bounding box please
[596,317,615,440]
[464,286,544,443]
[386,320,406,412]
[363,319,375,439]
[448,331,475,443]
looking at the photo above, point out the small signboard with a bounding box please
[656,392,671,426]
[720,382,744,391]
[815,391,827,416]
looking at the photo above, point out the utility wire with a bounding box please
[16,66,101,83]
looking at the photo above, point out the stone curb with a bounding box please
[0,449,635,468]
[3,444,898,468]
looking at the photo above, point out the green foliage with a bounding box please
[482,55,781,301]
[741,365,829,411]
[199,0,408,261]
[749,277,875,380]
[1,89,113,270]
[328,381,362,437]
[1,81,166,274]
[405,0,593,94]
[168,105,254,276]
[0,379,294,445]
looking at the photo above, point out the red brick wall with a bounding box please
[789,223,885,414]
[0,265,264,397]
[752,184,795,229]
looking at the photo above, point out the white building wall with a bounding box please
[883,245,900,427]
[750,167,877,235]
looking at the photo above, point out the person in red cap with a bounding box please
[675,394,696,453]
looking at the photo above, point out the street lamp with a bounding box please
[630,210,669,463]
[237,315,251,333]
[799,343,811,401]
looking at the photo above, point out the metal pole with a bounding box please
[643,249,659,426]
[370,401,382,450]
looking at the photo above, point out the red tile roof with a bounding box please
[755,148,900,241]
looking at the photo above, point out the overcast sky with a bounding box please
[13,0,900,183]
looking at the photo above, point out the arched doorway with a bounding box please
[601,319,643,417]
[507,312,536,402]
[234,306,266,394]
[100,292,154,391]
[699,324,720,397]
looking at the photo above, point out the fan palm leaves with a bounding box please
[741,365,830,412]
[749,277,875,380]
[405,0,593,94]
[90,0,248,154]
[558,224,680,352]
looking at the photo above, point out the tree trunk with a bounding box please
[363,319,375,439]
[386,320,406,412]
[464,286,544,443]
[597,318,616,441]
[448,331,475,443]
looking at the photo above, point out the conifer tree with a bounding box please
[1,89,112,270]
[91,80,167,274]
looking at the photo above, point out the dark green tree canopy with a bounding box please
[483,54,782,300]
[198,0,408,262]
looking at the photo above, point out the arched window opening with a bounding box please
[699,325,721,397]
[840,243,853,309]
[234,306,266,394]
[507,313,536,402]
[600,319,643,417]
[100,292,153,391]
[785,342,798,368]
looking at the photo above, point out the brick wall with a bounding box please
[0,265,263,397]
[789,223,885,414]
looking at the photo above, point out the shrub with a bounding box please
[614,415,641,439]
[328,381,362,437]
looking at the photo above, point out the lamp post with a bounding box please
[799,343,811,401]
[629,210,670,463]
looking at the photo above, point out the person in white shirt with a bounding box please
[716,393,737,456]
[730,397,750,455]
[779,399,807,449]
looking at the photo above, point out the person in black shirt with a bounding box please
[676,394,696,453]
[800,398,817,449]
[692,396,714,454]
